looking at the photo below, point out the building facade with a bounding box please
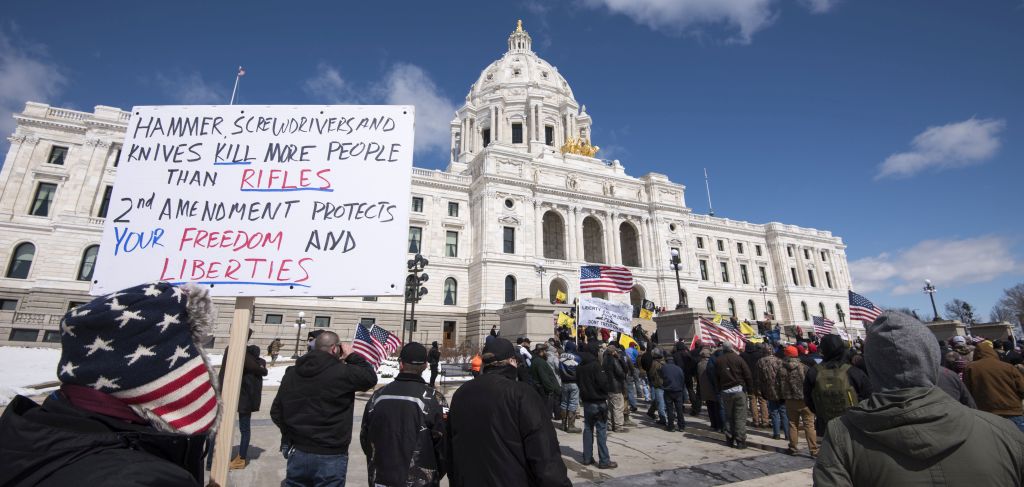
[0,22,859,350]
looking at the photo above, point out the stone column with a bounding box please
[576,210,587,263]
[567,207,578,262]
[605,212,618,265]
[534,201,544,257]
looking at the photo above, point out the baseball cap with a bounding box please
[399,342,428,365]
[483,337,516,363]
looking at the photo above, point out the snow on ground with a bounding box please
[0,346,62,406]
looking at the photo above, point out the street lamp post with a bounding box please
[669,249,685,309]
[535,261,546,301]
[923,279,940,322]
[758,285,768,315]
[291,311,306,359]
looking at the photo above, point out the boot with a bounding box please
[567,413,582,433]
[228,455,247,470]
[562,413,569,432]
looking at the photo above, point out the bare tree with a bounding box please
[943,299,977,324]
[991,283,1024,337]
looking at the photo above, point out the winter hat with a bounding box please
[808,343,818,354]
[864,311,940,391]
[482,337,516,364]
[58,282,219,435]
[784,346,799,358]
[652,347,664,358]
[819,335,846,362]
[721,341,734,352]
[951,335,966,346]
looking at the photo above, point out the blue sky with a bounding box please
[2,0,1021,319]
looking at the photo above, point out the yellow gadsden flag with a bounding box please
[619,333,638,350]
[557,312,575,329]
[639,307,654,320]
[555,290,568,304]
[713,313,724,325]
[739,321,756,336]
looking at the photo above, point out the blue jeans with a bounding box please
[561,383,580,412]
[285,450,348,487]
[649,387,667,422]
[238,413,252,458]
[626,378,638,408]
[1006,415,1024,433]
[582,402,610,465]
[768,400,790,439]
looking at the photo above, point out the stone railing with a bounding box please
[412,167,471,185]
[13,312,47,325]
[46,107,87,122]
[118,111,132,123]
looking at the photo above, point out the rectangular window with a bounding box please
[314,316,331,328]
[362,296,378,301]
[503,227,515,254]
[448,201,459,217]
[113,147,121,167]
[755,244,762,256]
[759,266,768,287]
[359,317,376,326]
[445,231,459,257]
[790,267,799,286]
[9,329,38,342]
[740,264,749,284]
[696,237,704,249]
[545,125,554,146]
[808,270,817,288]
[404,319,418,332]
[825,271,833,289]
[482,128,491,147]
[699,260,708,281]
[512,123,523,143]
[30,182,57,217]
[720,262,730,283]
[717,239,725,252]
[411,196,424,213]
[97,185,113,218]
[737,242,744,254]
[264,314,283,325]
[47,146,68,165]
[821,251,828,261]
[0,298,17,311]
[787,246,794,258]
[804,248,810,260]
[408,227,422,253]
[43,330,62,343]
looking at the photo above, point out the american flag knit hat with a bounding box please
[58,282,220,435]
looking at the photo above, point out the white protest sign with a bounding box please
[91,105,415,297]
[578,297,634,335]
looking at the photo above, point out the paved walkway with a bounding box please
[213,377,814,486]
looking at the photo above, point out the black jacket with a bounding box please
[361,372,448,487]
[639,349,654,373]
[0,393,206,486]
[219,345,268,415]
[660,361,686,393]
[577,351,610,402]
[270,350,377,455]
[428,347,441,370]
[448,365,571,487]
[602,350,626,393]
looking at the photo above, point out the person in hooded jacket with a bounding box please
[271,331,378,486]
[448,338,571,487]
[559,341,583,433]
[660,356,687,432]
[0,282,217,487]
[755,344,789,440]
[697,347,722,431]
[577,342,617,469]
[802,335,871,426]
[742,342,768,428]
[602,343,628,432]
[813,311,1024,486]
[936,363,977,408]
[964,340,1024,432]
[781,345,817,456]
[216,341,268,470]
[645,347,668,425]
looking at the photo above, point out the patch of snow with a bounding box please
[0,346,62,406]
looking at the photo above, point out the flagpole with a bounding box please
[704,168,715,217]
[229,66,243,105]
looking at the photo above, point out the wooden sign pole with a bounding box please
[210,296,255,486]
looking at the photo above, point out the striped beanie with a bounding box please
[58,282,220,435]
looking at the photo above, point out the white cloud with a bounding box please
[877,117,1006,179]
[798,0,840,14]
[0,29,65,137]
[850,236,1017,296]
[581,0,778,44]
[154,72,225,104]
[304,62,456,158]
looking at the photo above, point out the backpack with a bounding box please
[812,363,857,421]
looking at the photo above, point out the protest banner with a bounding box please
[578,296,633,335]
[91,104,415,297]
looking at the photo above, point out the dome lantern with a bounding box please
[507,19,532,53]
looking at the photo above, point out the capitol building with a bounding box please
[0,22,859,350]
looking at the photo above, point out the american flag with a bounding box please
[849,290,883,323]
[580,265,634,294]
[813,316,836,337]
[352,323,401,368]
[699,317,746,351]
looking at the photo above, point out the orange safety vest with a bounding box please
[470,354,483,372]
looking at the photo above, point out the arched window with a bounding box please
[706,297,715,312]
[836,303,845,323]
[443,278,457,306]
[767,301,775,318]
[680,289,689,307]
[747,300,756,320]
[582,216,605,263]
[504,275,517,303]
[77,245,99,281]
[630,286,645,317]
[727,298,737,317]
[6,242,35,279]
[819,302,827,319]
[542,211,566,260]
[619,222,640,267]
[801,301,809,321]
[549,278,569,304]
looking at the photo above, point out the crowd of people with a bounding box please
[0,281,1022,486]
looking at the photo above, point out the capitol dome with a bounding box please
[468,20,576,103]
